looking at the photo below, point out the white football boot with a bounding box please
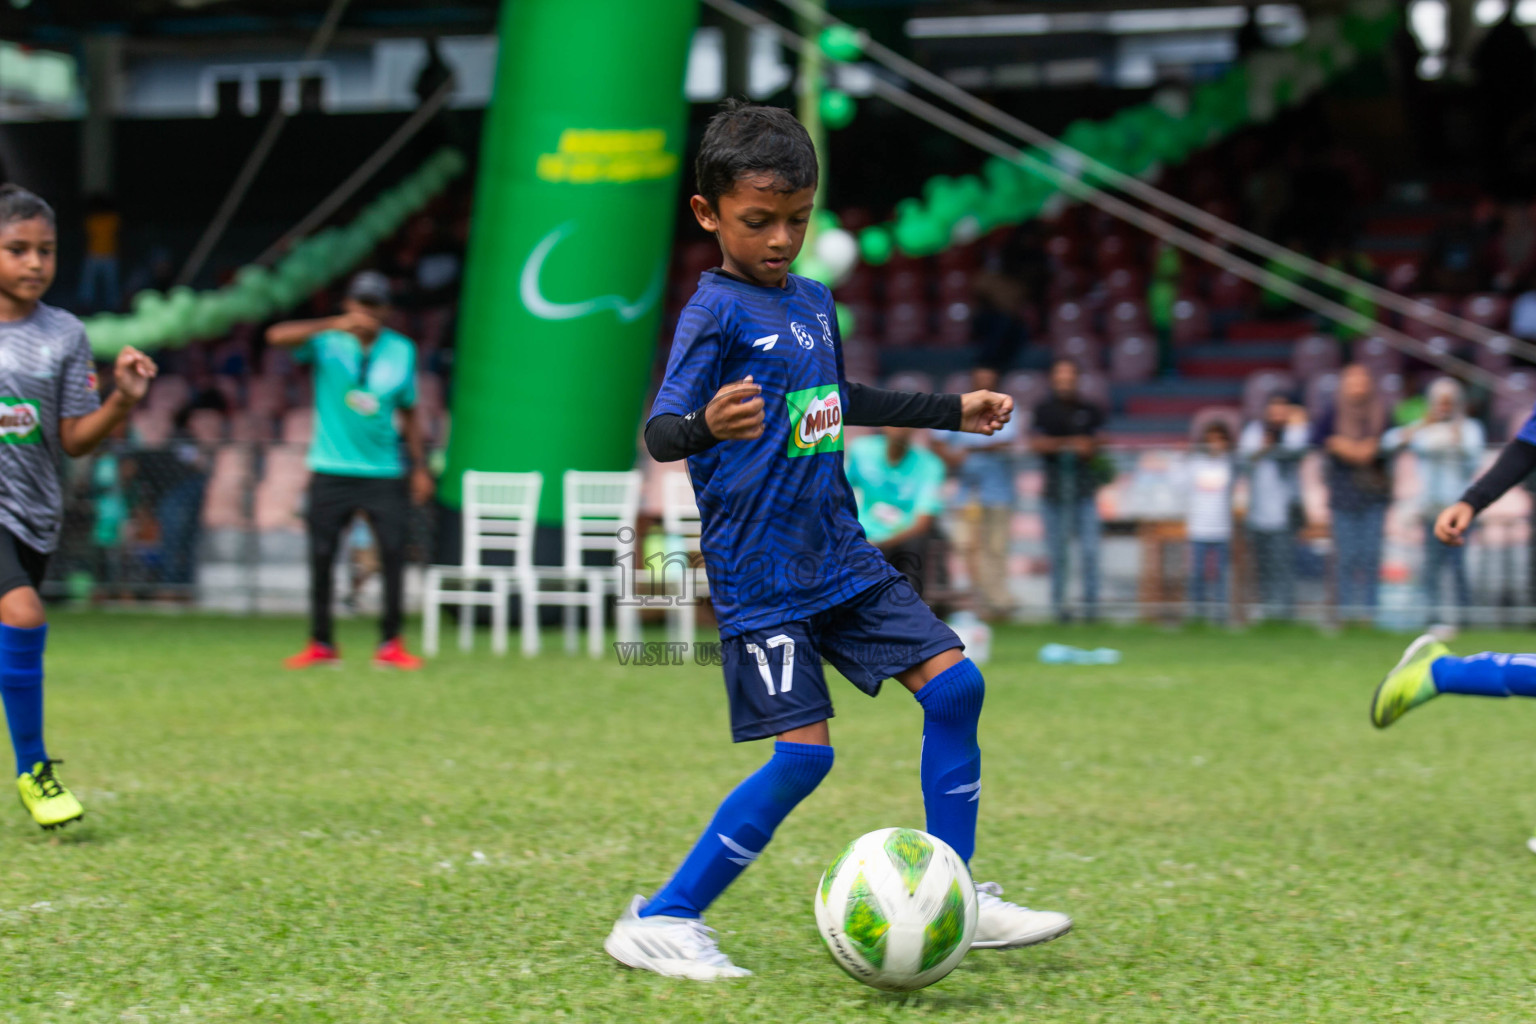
[604,895,753,981]
[970,882,1073,949]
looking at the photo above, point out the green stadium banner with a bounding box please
[443,0,698,518]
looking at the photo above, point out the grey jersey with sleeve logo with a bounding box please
[0,303,101,553]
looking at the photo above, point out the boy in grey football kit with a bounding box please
[0,305,103,595]
[0,182,156,830]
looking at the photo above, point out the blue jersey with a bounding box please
[650,270,898,638]
[1518,407,1536,447]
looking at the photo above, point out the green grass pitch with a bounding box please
[4,613,1536,1022]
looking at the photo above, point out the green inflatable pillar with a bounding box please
[443,0,698,518]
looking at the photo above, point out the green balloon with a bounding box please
[235,265,274,300]
[338,229,371,265]
[858,226,894,266]
[131,289,166,317]
[270,277,305,310]
[835,301,856,339]
[398,177,430,208]
[819,24,863,62]
[923,175,966,229]
[894,212,943,256]
[188,299,222,340]
[794,255,832,285]
[952,175,985,216]
[167,285,197,312]
[820,89,856,130]
[85,318,117,357]
[276,257,310,288]
[1061,120,1102,159]
[983,155,1024,196]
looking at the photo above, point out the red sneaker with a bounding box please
[285,640,341,669]
[373,637,423,670]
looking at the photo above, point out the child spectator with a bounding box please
[1185,421,1236,622]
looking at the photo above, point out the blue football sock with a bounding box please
[0,624,48,776]
[642,740,833,919]
[1431,653,1536,698]
[915,657,984,863]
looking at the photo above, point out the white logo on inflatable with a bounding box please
[520,221,664,323]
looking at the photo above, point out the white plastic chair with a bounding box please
[422,471,542,657]
[660,472,709,647]
[526,470,642,657]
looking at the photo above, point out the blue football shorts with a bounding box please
[720,576,963,742]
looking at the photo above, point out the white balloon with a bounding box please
[815,228,860,286]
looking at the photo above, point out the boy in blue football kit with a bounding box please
[1372,390,1536,847]
[0,185,157,829]
[605,102,1070,980]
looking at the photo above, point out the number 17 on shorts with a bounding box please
[722,626,833,743]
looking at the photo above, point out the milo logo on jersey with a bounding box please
[786,385,843,457]
[0,399,40,444]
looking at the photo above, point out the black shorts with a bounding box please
[721,577,963,742]
[0,527,48,600]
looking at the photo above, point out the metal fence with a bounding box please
[42,439,1536,631]
[45,440,437,615]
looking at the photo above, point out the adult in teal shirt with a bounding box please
[844,426,948,590]
[266,271,433,670]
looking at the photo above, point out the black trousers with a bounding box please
[307,473,408,645]
[0,527,47,600]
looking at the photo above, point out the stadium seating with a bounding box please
[1474,334,1515,373]
[1108,335,1155,384]
[1291,334,1341,379]
[1354,336,1404,377]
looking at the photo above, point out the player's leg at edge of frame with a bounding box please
[1372,626,1536,729]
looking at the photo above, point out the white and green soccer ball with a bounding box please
[813,827,978,991]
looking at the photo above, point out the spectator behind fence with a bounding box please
[133,406,211,596]
[844,426,948,596]
[87,420,134,599]
[1031,358,1107,623]
[77,194,120,312]
[933,366,1019,620]
[1239,394,1310,619]
[1184,421,1236,622]
[1313,363,1392,621]
[1384,377,1485,622]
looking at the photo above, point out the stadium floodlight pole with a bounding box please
[175,0,353,287]
[701,0,1503,391]
[771,0,1536,363]
[254,78,456,266]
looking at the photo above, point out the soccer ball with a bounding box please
[813,827,978,991]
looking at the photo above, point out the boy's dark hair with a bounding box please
[695,99,818,207]
[1202,420,1232,442]
[0,184,55,229]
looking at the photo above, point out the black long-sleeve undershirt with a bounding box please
[644,383,962,463]
[1460,438,1536,513]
